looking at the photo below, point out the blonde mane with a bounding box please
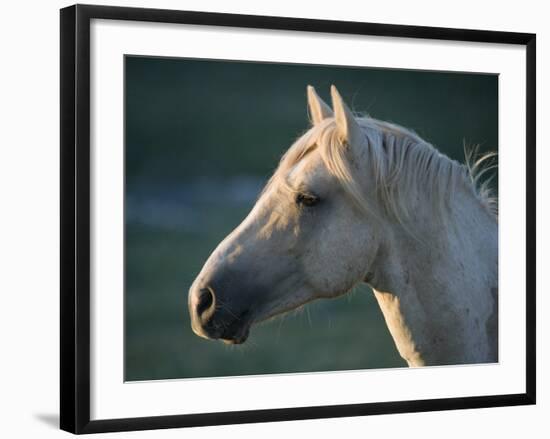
[266,116,498,227]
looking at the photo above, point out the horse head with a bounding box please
[188,86,381,344]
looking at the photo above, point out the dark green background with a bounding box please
[125,56,498,381]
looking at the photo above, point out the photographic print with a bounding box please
[124,56,498,381]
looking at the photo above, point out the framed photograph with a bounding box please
[60,4,536,434]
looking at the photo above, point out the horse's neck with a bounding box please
[369,182,498,366]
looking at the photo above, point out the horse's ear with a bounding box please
[330,85,362,145]
[307,85,333,125]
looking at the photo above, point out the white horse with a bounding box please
[188,85,498,367]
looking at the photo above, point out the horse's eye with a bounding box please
[296,192,320,207]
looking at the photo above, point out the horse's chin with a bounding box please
[221,325,250,345]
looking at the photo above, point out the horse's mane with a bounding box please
[266,116,498,227]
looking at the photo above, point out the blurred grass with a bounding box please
[124,56,497,381]
[125,56,498,185]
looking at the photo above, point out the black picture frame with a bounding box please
[60,4,536,434]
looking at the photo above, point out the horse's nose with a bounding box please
[189,285,217,339]
[196,287,215,321]
[189,282,250,343]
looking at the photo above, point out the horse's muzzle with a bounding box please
[188,284,251,344]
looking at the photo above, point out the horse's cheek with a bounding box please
[305,218,368,296]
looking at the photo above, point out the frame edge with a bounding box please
[525,34,536,404]
[61,4,94,434]
[60,4,77,434]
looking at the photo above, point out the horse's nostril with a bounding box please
[196,288,215,318]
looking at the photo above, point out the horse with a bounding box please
[188,85,498,367]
